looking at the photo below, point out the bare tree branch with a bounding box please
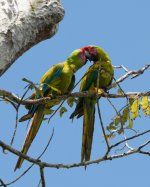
[97,100,110,149]
[0,129,54,187]
[139,150,150,156]
[109,64,150,89]
[10,87,30,146]
[0,128,150,170]
[0,64,150,106]
[1,89,150,107]
[0,179,6,187]
[39,167,46,187]
[111,129,150,149]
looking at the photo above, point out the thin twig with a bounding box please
[97,100,110,149]
[0,179,6,187]
[10,88,30,146]
[39,167,46,187]
[48,101,65,123]
[113,65,129,72]
[2,129,54,187]
[0,98,17,110]
[122,133,134,151]
[110,129,150,149]
[138,140,150,150]
[0,133,150,170]
[139,150,150,156]
[37,179,41,187]
[108,64,150,89]
[131,64,150,79]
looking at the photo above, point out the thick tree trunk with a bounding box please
[0,0,64,76]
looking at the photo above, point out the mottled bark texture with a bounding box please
[0,0,64,76]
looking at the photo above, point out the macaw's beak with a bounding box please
[85,50,93,62]
[85,50,98,62]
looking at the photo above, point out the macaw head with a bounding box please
[82,45,109,62]
[67,48,89,72]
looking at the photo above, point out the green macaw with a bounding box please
[70,45,114,162]
[15,46,96,170]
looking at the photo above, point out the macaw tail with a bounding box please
[19,113,32,122]
[14,104,45,171]
[70,98,84,119]
[81,98,96,162]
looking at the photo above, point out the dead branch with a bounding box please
[0,128,150,171]
[0,89,150,107]
[0,179,6,187]
[1,129,54,186]
[39,167,46,187]
[0,64,150,106]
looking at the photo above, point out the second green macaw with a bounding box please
[70,45,114,162]
[15,46,97,170]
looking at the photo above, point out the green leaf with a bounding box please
[44,109,54,115]
[59,107,67,117]
[144,106,150,116]
[141,96,149,110]
[132,110,139,119]
[117,88,124,95]
[67,97,78,108]
[129,98,134,105]
[114,116,121,126]
[106,122,117,131]
[118,127,123,135]
[123,106,130,117]
[128,118,133,128]
[130,99,140,119]
[120,106,130,124]
[105,133,116,141]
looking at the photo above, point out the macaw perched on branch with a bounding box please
[15,46,96,170]
[70,45,114,162]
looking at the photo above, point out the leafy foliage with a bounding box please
[141,96,150,116]
[67,97,78,108]
[59,107,67,117]
[106,96,150,137]
[130,99,140,119]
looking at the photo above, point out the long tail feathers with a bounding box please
[14,105,45,171]
[81,98,95,162]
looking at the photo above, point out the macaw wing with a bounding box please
[70,65,98,119]
[80,65,98,92]
[67,75,75,93]
[28,63,64,118]
[40,63,64,96]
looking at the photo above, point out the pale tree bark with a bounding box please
[0,0,64,76]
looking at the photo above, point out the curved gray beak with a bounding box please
[85,50,92,61]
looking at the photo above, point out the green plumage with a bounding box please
[70,46,114,162]
[15,48,88,170]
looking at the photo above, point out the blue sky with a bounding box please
[0,0,150,186]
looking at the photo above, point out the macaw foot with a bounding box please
[94,88,105,96]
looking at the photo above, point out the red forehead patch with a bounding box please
[82,46,92,52]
